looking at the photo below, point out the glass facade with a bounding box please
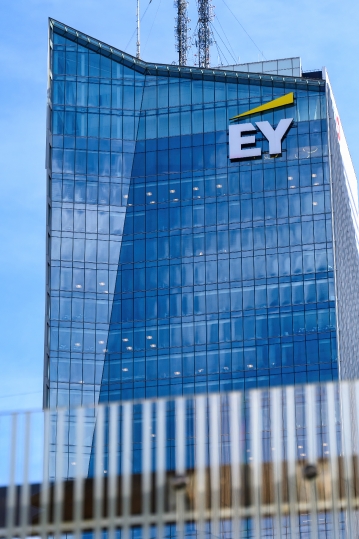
[45,19,338,409]
[221,57,302,77]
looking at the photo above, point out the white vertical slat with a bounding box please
[156,399,166,539]
[229,392,241,538]
[74,406,85,539]
[175,397,186,539]
[250,389,262,539]
[209,394,220,539]
[54,408,65,539]
[195,395,207,539]
[286,386,298,539]
[175,397,186,476]
[94,405,105,539]
[40,409,51,539]
[122,402,133,539]
[108,403,119,539]
[20,412,31,539]
[271,388,283,539]
[354,380,359,538]
[305,384,318,539]
[6,413,17,539]
[327,383,339,539]
[340,382,354,537]
[142,401,152,539]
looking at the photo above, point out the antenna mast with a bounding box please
[174,0,190,66]
[197,0,214,68]
[136,0,140,59]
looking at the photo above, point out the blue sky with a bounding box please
[0,0,358,412]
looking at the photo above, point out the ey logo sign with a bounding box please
[229,92,294,160]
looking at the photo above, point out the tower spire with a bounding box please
[136,0,140,59]
[174,0,190,66]
[197,0,214,68]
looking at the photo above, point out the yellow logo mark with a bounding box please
[230,92,294,121]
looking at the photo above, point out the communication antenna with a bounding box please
[197,0,214,68]
[174,0,191,66]
[136,0,141,59]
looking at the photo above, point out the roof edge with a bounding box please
[49,19,325,87]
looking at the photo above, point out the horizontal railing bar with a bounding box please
[2,496,359,537]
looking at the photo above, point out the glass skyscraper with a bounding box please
[44,18,359,409]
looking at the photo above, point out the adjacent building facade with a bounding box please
[44,19,359,409]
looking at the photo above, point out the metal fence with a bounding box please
[1,381,359,538]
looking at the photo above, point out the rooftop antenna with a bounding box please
[136,0,141,59]
[174,0,190,66]
[197,0,214,68]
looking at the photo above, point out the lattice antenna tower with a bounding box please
[197,0,214,68]
[174,0,191,65]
